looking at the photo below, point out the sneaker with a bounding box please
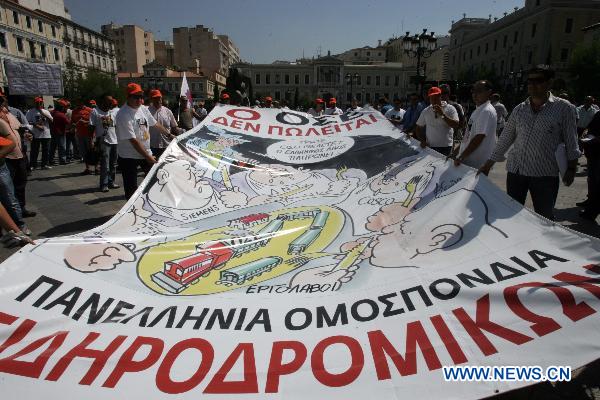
[22,209,37,218]
[101,186,109,193]
[41,165,52,170]
[576,199,590,207]
[108,183,120,189]
[19,226,32,236]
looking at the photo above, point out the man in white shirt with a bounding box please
[577,96,598,136]
[324,98,343,115]
[450,80,497,169]
[90,94,120,192]
[384,97,405,128]
[116,83,169,199]
[491,94,508,136]
[345,98,362,114]
[26,97,53,170]
[307,98,324,116]
[148,89,179,159]
[416,86,460,156]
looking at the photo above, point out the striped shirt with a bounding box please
[490,93,580,177]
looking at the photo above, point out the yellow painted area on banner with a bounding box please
[138,206,344,295]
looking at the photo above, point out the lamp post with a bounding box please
[402,29,438,92]
[345,72,359,102]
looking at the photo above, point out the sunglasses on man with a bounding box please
[527,76,548,84]
[130,94,144,99]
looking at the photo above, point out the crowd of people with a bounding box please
[0,65,598,248]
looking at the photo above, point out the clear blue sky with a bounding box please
[64,0,523,63]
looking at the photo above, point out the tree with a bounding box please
[62,62,120,103]
[569,41,600,101]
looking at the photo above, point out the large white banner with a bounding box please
[1,105,599,399]
[4,59,63,96]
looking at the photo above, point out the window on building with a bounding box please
[528,51,533,64]
[462,52,466,61]
[366,92,371,102]
[510,57,515,71]
[275,91,281,100]
[513,31,518,44]
[54,47,60,62]
[41,44,46,59]
[494,39,498,51]
[356,75,362,85]
[38,20,43,33]
[83,52,87,63]
[384,76,390,86]
[500,60,505,74]
[366,76,371,85]
[265,74,270,84]
[96,55,100,66]
[356,93,362,102]
[394,75,399,86]
[354,52,358,56]
[12,11,19,25]
[275,74,280,84]
[565,18,573,34]
[75,49,80,61]
[28,40,35,58]
[531,23,537,38]
[255,73,260,84]
[503,35,507,48]
[0,33,5,48]
[285,74,290,84]
[485,43,489,54]
[26,16,31,29]
[304,74,309,84]
[491,62,496,73]
[294,74,299,84]
[535,0,540,5]
[366,51,370,56]
[477,46,481,56]
[470,49,473,59]
[378,52,382,56]
[452,55,455,65]
[560,48,569,61]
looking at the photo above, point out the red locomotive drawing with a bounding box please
[161,243,233,287]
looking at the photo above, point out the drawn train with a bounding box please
[150,209,329,294]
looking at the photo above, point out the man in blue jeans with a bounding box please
[478,66,580,221]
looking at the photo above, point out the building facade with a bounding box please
[447,0,600,85]
[154,40,174,67]
[173,25,240,76]
[18,0,70,19]
[117,61,223,103]
[337,43,388,64]
[101,23,154,73]
[0,0,63,87]
[234,56,413,105]
[583,22,600,45]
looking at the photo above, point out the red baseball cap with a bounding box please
[89,99,97,106]
[149,89,162,98]
[57,99,68,107]
[221,93,230,100]
[126,83,143,96]
[34,96,43,103]
[265,96,272,102]
[328,98,337,104]
[427,87,442,97]
[315,98,324,104]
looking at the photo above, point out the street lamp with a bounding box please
[402,29,438,92]
[345,72,359,102]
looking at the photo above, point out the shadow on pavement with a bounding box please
[554,207,600,238]
[39,187,98,197]
[37,216,112,237]
[85,195,124,205]
[29,171,87,182]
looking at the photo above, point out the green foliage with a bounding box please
[62,61,121,103]
[569,41,600,100]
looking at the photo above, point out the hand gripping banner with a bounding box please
[1,105,599,399]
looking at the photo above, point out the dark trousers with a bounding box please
[430,146,452,156]
[5,157,28,209]
[50,135,66,164]
[585,157,600,217]
[30,137,50,168]
[66,133,78,161]
[99,142,118,187]
[119,157,152,200]
[506,172,559,221]
[151,147,166,159]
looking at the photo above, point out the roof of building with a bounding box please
[583,22,600,32]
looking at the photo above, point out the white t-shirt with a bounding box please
[148,105,177,149]
[26,108,52,139]
[384,107,405,121]
[459,101,497,169]
[492,101,508,129]
[346,106,362,113]
[90,108,118,145]
[115,104,157,159]
[307,108,323,117]
[324,107,343,115]
[416,102,458,147]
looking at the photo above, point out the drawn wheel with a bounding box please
[202,272,210,277]
[192,278,199,284]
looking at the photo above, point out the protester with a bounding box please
[402,93,424,135]
[63,99,77,163]
[220,93,231,105]
[577,96,598,137]
[346,98,362,113]
[178,95,201,131]
[491,93,509,137]
[440,84,466,133]
[0,96,34,218]
[479,66,580,221]
[415,86,460,156]
[307,98,324,116]
[384,97,405,128]
[71,100,95,175]
[26,97,53,170]
[263,96,273,108]
[0,132,30,236]
[378,97,393,115]
[450,80,497,169]
[578,111,600,222]
[324,98,343,115]
[49,100,69,165]
[116,83,170,199]
[89,94,120,192]
[148,89,179,160]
